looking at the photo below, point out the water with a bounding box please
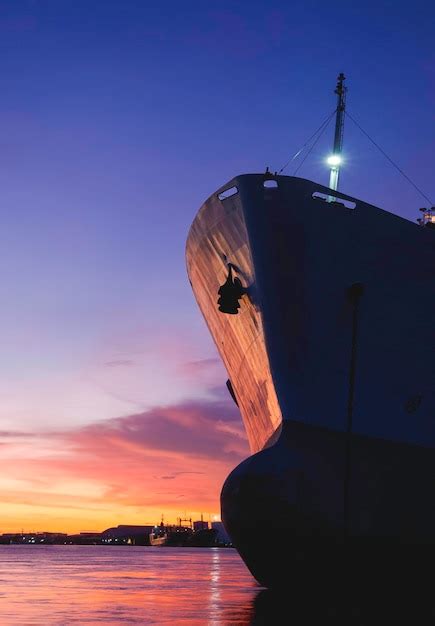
[3,545,435,624]
[0,545,260,625]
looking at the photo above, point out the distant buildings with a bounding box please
[101,525,154,545]
[193,519,210,532]
[65,532,103,545]
[0,521,233,546]
[0,526,154,545]
[0,532,67,544]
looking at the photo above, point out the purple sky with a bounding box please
[0,0,434,530]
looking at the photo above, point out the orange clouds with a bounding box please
[0,391,248,533]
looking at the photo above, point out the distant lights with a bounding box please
[327,154,342,167]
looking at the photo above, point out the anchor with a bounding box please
[217,264,245,314]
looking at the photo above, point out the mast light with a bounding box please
[327,154,342,167]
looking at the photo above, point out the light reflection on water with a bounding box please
[0,545,259,625]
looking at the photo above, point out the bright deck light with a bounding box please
[327,154,342,166]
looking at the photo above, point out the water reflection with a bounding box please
[0,545,258,625]
[208,549,222,623]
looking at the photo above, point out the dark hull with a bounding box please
[186,174,435,588]
[222,420,435,589]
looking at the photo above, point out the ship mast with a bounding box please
[328,73,347,192]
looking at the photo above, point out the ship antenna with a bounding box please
[328,73,347,192]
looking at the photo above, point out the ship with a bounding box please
[149,516,217,547]
[186,74,435,591]
[149,519,168,546]
[149,517,193,547]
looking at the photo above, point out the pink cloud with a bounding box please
[72,397,246,462]
[103,360,135,368]
[0,388,249,530]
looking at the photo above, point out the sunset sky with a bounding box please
[1,0,434,533]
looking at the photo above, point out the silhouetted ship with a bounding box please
[149,521,169,546]
[149,517,217,547]
[186,75,435,591]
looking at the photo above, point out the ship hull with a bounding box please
[222,419,435,590]
[149,534,167,547]
[186,174,435,588]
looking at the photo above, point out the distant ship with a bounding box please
[186,75,435,590]
[149,520,168,546]
[149,517,192,547]
[149,517,217,547]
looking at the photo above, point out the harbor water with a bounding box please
[0,545,258,625]
[2,544,435,624]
